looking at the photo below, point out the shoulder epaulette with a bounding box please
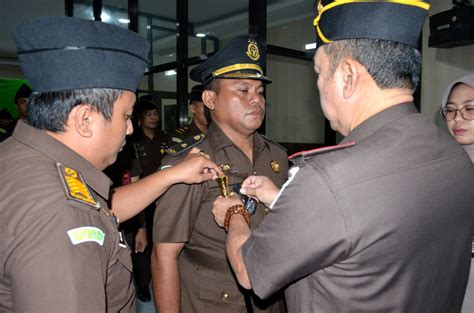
[57,163,100,209]
[260,134,287,152]
[288,141,356,162]
[165,133,205,157]
[175,127,188,134]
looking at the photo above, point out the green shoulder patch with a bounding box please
[165,133,205,157]
[57,163,100,209]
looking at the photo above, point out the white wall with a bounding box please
[421,0,474,130]
[266,16,323,143]
[0,0,64,79]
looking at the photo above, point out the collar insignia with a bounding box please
[270,160,280,173]
[246,38,260,61]
[57,163,100,209]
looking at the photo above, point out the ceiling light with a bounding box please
[101,12,111,22]
[165,70,177,76]
[305,43,317,50]
[196,33,206,38]
[118,18,130,24]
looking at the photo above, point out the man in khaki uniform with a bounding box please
[170,84,210,144]
[152,35,288,312]
[0,16,219,313]
[212,0,474,312]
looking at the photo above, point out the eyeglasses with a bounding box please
[439,105,474,122]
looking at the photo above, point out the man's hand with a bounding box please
[171,147,222,184]
[134,228,148,253]
[212,196,243,228]
[240,175,280,207]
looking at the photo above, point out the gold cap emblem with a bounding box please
[317,0,323,13]
[246,38,260,61]
[270,160,280,173]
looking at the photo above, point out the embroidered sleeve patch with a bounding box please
[57,163,100,209]
[67,227,105,246]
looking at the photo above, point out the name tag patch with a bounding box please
[67,227,105,246]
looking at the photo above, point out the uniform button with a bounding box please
[264,207,270,215]
[221,292,229,301]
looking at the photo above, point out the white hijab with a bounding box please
[441,74,474,163]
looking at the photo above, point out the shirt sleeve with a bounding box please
[242,164,350,299]
[5,203,110,313]
[153,154,205,243]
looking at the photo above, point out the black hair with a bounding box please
[15,84,32,103]
[323,39,421,92]
[203,79,221,93]
[28,88,123,132]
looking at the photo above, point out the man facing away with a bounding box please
[152,35,289,312]
[0,16,219,313]
[212,1,474,312]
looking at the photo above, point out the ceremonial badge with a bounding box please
[246,38,260,61]
[57,163,100,209]
[270,160,280,173]
[216,163,233,198]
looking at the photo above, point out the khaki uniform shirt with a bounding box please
[154,122,288,313]
[0,121,135,313]
[134,128,169,177]
[243,104,474,313]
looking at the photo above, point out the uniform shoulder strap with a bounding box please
[57,163,100,209]
[288,141,356,164]
[165,133,205,157]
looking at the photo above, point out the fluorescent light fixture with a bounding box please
[146,25,151,29]
[101,12,111,22]
[305,43,317,50]
[118,18,130,24]
[196,33,206,38]
[165,70,177,76]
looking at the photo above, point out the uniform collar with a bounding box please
[12,120,111,200]
[207,122,268,154]
[463,144,474,163]
[342,103,418,144]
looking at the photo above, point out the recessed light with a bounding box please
[305,43,317,50]
[196,33,206,38]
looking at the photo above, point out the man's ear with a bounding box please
[72,105,95,138]
[189,103,197,115]
[202,90,216,110]
[340,58,359,99]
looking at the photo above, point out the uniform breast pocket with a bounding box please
[136,145,147,158]
[199,272,245,306]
